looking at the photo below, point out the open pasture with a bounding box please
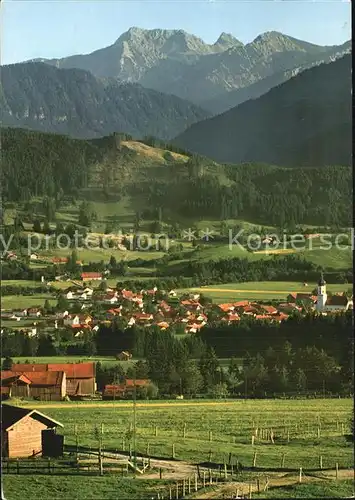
[15,398,353,470]
[1,294,57,310]
[183,281,350,302]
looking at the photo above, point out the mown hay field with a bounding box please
[3,399,353,500]
[11,399,353,469]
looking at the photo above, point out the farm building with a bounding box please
[1,370,66,401]
[1,404,63,458]
[11,362,96,397]
[103,379,151,399]
[103,384,126,399]
[81,272,102,281]
[1,371,32,399]
[115,351,132,361]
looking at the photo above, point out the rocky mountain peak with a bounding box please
[214,32,242,47]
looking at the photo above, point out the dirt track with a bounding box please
[188,469,355,498]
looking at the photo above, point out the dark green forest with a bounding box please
[2,127,351,228]
[3,312,352,397]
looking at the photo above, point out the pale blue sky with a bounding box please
[1,0,351,65]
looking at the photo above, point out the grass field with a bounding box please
[2,399,353,499]
[2,476,167,500]
[8,399,352,468]
[183,281,351,302]
[7,355,136,369]
[1,295,57,310]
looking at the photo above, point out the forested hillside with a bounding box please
[0,62,210,140]
[2,128,351,227]
[174,55,352,167]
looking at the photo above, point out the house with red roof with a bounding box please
[218,303,235,313]
[223,313,240,323]
[81,272,102,281]
[103,379,152,399]
[181,300,202,312]
[258,305,278,315]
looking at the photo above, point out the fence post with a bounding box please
[122,436,125,451]
[183,423,187,438]
[203,471,206,488]
[169,486,172,500]
[175,482,179,500]
[209,469,212,485]
[188,476,191,494]
[172,443,176,459]
[319,455,323,470]
[182,479,186,497]
[257,479,260,493]
[209,430,212,442]
[264,477,269,491]
[208,450,212,463]
[251,435,255,446]
[248,483,252,499]
[195,473,198,491]
[252,451,257,468]
[224,463,227,480]
[299,467,302,483]
[155,425,158,437]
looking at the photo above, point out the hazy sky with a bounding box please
[1,0,351,65]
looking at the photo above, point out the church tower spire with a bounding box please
[316,272,327,311]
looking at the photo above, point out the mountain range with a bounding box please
[1,27,351,166]
[174,54,352,167]
[29,27,350,107]
[0,62,210,140]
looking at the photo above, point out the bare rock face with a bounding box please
[28,27,349,105]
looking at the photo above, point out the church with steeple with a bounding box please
[316,273,353,313]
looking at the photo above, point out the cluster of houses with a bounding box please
[1,276,353,339]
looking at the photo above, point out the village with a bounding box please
[1,271,353,337]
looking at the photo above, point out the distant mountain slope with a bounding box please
[0,62,210,140]
[201,41,351,114]
[174,55,352,167]
[28,27,348,104]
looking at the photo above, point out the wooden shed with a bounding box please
[1,371,32,399]
[2,370,66,401]
[48,363,96,396]
[25,371,66,401]
[1,405,63,458]
[12,362,96,397]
